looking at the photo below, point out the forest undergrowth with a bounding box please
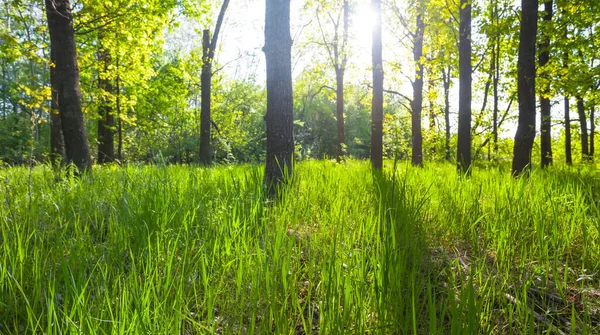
[0,160,599,334]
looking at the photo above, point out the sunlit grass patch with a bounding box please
[0,161,598,333]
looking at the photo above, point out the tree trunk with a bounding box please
[591,106,595,159]
[1,59,6,121]
[97,45,114,164]
[443,67,451,161]
[199,0,230,166]
[577,96,590,161]
[116,58,123,161]
[45,0,91,173]
[411,14,424,167]
[512,0,538,176]
[457,0,472,173]
[200,29,212,165]
[539,0,553,167]
[371,0,383,170]
[564,96,572,164]
[492,0,500,158]
[562,12,572,166]
[264,0,294,189]
[335,68,345,159]
[49,47,66,165]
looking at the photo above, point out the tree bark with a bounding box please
[264,0,294,189]
[577,96,590,161]
[200,29,212,165]
[512,0,538,176]
[371,0,383,170]
[492,1,500,158]
[49,46,66,165]
[200,0,230,166]
[539,0,553,167]
[443,66,451,161]
[97,43,114,164]
[591,106,595,159]
[411,14,424,167]
[335,1,349,160]
[116,57,122,161]
[564,96,572,164]
[45,0,91,173]
[457,0,472,173]
[335,68,345,159]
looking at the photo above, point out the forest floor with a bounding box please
[1,160,599,334]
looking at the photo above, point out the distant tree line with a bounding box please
[0,0,598,180]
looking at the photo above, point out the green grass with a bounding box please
[0,160,599,334]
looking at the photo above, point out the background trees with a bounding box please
[0,0,598,171]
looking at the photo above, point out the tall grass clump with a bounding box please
[0,161,598,334]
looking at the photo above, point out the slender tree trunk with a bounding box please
[411,14,424,166]
[564,96,572,164]
[264,0,294,188]
[49,47,66,165]
[334,0,349,160]
[577,96,590,161]
[591,106,595,159]
[371,0,383,170]
[539,0,553,167]
[2,59,6,120]
[427,73,436,157]
[512,0,538,176]
[45,0,91,172]
[457,0,472,172]
[199,0,230,166]
[97,43,114,164]
[443,66,451,161]
[492,1,500,158]
[200,30,212,165]
[116,57,122,161]
[492,46,499,158]
[562,12,572,165]
[335,68,345,159]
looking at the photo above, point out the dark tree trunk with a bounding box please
[577,96,590,161]
[512,0,538,176]
[116,58,123,161]
[539,0,553,167]
[1,60,6,120]
[335,68,345,159]
[427,74,436,157]
[492,1,500,158]
[199,0,230,166]
[564,96,572,164]
[45,0,91,173]
[371,0,383,170]
[443,66,451,161]
[492,45,499,157]
[264,0,294,188]
[411,14,424,167]
[562,13,572,165]
[97,45,114,164]
[49,47,66,165]
[457,0,472,173]
[200,29,212,165]
[591,106,595,159]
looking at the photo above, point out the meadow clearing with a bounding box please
[1,161,599,334]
